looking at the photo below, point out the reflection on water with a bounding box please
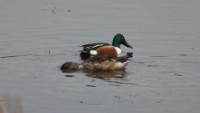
[62,69,127,79]
[62,69,138,87]
[85,70,127,79]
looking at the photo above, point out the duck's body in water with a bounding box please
[61,52,133,72]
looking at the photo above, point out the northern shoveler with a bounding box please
[80,33,133,60]
[61,52,133,72]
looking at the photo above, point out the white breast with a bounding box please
[114,47,121,55]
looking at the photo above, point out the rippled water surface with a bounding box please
[1,0,200,113]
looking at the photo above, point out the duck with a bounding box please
[80,33,133,60]
[61,52,133,72]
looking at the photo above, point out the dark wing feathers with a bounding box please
[81,42,110,50]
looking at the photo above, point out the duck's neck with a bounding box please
[112,41,120,48]
[112,36,121,48]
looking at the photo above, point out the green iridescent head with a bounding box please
[112,33,133,49]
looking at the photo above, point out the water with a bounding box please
[0,0,200,113]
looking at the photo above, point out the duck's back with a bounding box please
[81,42,110,50]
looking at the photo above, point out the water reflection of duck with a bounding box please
[61,52,133,73]
[85,70,127,79]
[80,33,133,60]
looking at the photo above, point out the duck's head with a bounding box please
[112,33,133,49]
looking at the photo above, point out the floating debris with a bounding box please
[86,85,96,87]
[146,64,159,67]
[150,56,169,57]
[51,7,56,14]
[79,100,86,104]
[67,9,71,13]
[178,53,187,56]
[109,84,121,86]
[65,75,75,77]
[174,74,183,76]
[0,54,34,59]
